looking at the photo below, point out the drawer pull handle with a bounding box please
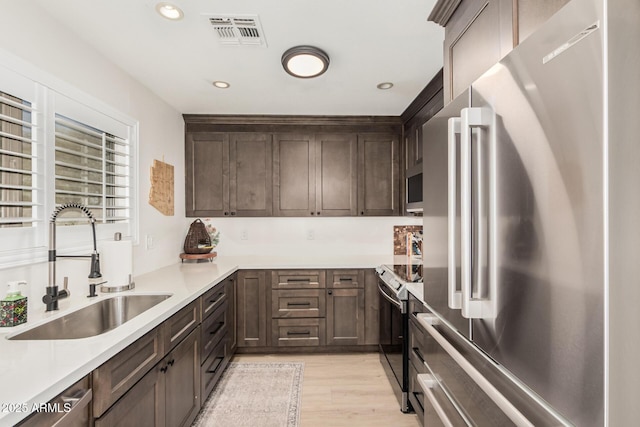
[210,321,225,335]
[339,277,353,282]
[286,278,311,283]
[209,293,225,305]
[412,347,426,364]
[287,331,311,336]
[287,302,311,307]
[52,388,92,427]
[207,356,225,373]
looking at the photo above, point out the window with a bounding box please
[54,114,131,225]
[0,64,137,267]
[0,91,36,228]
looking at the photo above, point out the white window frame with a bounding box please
[0,54,139,269]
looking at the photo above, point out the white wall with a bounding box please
[193,217,422,257]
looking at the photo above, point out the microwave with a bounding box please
[405,162,423,213]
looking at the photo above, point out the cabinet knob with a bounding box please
[231,212,236,216]
[317,211,320,215]
[160,366,168,373]
[311,212,315,215]
[168,359,175,366]
[224,212,229,216]
[360,211,364,215]
[328,290,333,295]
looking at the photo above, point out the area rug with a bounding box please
[192,362,304,427]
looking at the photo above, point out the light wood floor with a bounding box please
[232,353,420,427]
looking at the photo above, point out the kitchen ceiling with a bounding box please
[33,0,444,116]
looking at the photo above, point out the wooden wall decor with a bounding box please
[149,158,174,216]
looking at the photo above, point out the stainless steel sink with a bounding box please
[8,294,172,340]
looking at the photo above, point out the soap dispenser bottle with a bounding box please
[0,281,27,327]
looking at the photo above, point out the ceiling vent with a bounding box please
[207,15,267,46]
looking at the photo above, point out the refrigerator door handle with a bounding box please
[417,373,464,427]
[417,313,535,427]
[447,117,462,310]
[460,107,493,319]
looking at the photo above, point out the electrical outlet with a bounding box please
[307,229,315,240]
[145,235,154,250]
[240,229,249,240]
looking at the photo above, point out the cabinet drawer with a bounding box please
[327,269,364,289]
[164,300,199,352]
[272,289,326,318]
[271,318,326,347]
[201,280,227,320]
[201,338,228,399]
[93,326,163,418]
[201,299,228,361]
[18,376,91,427]
[271,270,325,289]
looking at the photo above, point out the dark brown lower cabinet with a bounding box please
[236,270,268,347]
[326,287,365,346]
[95,364,164,427]
[165,328,201,427]
[95,327,200,427]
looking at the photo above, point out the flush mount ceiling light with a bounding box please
[156,2,184,20]
[377,82,394,90]
[212,81,230,89]
[281,46,330,78]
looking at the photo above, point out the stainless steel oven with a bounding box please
[377,263,422,413]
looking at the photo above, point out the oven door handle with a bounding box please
[378,282,402,310]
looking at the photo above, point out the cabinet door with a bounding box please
[515,0,570,43]
[404,124,422,171]
[273,133,316,216]
[95,364,165,427]
[357,134,400,216]
[315,133,357,216]
[229,133,273,216]
[444,0,514,103]
[164,328,201,427]
[326,288,365,346]
[185,132,229,217]
[236,270,268,347]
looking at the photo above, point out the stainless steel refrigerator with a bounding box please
[419,0,631,424]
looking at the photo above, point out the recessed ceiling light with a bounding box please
[156,2,184,20]
[377,82,394,90]
[282,46,330,79]
[212,81,230,89]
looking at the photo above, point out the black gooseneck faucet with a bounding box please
[43,203,102,311]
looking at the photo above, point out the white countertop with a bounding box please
[0,254,405,426]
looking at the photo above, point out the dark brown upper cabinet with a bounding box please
[357,134,400,216]
[185,132,228,217]
[184,115,402,217]
[273,133,316,216]
[186,132,272,217]
[229,133,273,216]
[430,0,570,104]
[273,133,357,217]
